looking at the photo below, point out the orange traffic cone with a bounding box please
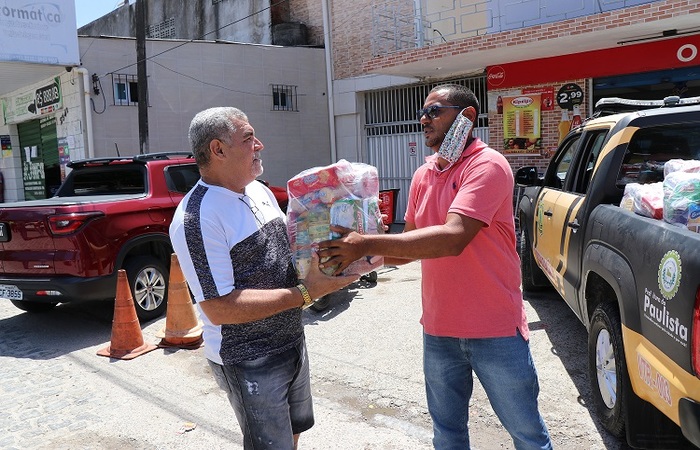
[97,270,157,360]
[156,253,203,349]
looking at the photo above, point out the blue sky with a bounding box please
[74,0,126,28]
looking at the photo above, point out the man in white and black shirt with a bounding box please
[170,107,356,450]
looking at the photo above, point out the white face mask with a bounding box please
[437,109,473,165]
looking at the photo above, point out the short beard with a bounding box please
[425,135,443,149]
[253,159,264,178]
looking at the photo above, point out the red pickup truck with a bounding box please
[0,152,201,321]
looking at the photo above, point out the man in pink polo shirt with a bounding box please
[318,84,552,449]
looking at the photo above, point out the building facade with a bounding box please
[318,0,700,221]
[0,0,80,202]
[4,0,698,216]
[0,35,330,202]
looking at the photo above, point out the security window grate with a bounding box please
[112,74,141,106]
[272,85,298,112]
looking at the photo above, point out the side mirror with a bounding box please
[515,166,539,186]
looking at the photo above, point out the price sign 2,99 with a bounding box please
[556,83,583,110]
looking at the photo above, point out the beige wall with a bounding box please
[79,37,331,186]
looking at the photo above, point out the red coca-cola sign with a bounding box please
[487,66,506,87]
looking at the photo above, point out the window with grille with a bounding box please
[272,85,297,111]
[112,74,140,106]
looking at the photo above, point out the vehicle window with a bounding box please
[65,166,147,196]
[573,130,608,194]
[545,134,581,189]
[617,123,700,188]
[166,164,200,193]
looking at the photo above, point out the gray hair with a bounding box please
[188,107,248,167]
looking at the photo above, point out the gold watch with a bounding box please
[296,283,313,309]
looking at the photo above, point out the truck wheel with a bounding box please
[123,256,168,322]
[519,228,547,291]
[360,271,378,283]
[309,295,331,312]
[588,302,626,438]
[10,300,58,313]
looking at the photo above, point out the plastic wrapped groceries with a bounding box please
[662,171,700,229]
[287,159,384,278]
[688,203,700,233]
[620,182,664,219]
[663,159,700,177]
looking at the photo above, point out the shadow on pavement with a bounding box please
[0,299,123,359]
[303,265,402,324]
[524,288,633,450]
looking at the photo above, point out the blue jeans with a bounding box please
[423,331,552,450]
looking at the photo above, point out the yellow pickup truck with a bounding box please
[516,96,700,448]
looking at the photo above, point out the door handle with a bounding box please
[543,210,553,217]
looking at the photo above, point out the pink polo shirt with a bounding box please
[405,138,529,340]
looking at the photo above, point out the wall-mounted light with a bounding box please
[91,74,100,95]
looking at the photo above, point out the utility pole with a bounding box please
[136,0,149,154]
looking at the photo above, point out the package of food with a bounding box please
[620,182,663,219]
[662,171,700,227]
[663,159,700,177]
[687,203,700,233]
[287,160,384,278]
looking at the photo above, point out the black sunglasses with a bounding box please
[239,196,265,227]
[416,105,461,120]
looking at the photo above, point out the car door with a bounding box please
[533,134,581,296]
[534,129,608,301]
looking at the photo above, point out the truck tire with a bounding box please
[309,295,331,312]
[519,228,547,291]
[123,256,168,322]
[588,302,626,438]
[10,300,58,313]
[360,271,378,283]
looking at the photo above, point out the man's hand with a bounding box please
[303,251,359,300]
[316,225,368,275]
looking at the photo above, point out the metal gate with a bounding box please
[366,76,488,223]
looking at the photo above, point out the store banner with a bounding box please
[487,35,700,89]
[502,93,542,155]
[1,76,62,125]
[0,0,79,66]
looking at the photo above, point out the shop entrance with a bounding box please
[18,116,59,200]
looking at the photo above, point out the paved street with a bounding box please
[0,261,630,449]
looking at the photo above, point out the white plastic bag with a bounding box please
[286,160,384,278]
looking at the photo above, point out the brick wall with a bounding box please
[491,79,588,174]
[359,0,695,79]
[331,0,413,79]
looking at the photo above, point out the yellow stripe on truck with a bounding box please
[623,325,700,426]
